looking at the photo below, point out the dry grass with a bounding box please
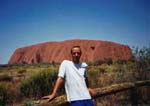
[0,61,150,106]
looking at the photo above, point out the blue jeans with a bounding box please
[70,99,94,106]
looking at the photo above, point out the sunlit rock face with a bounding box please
[8,39,133,64]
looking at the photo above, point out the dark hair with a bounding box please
[71,46,82,54]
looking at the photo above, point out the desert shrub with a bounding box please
[132,47,150,71]
[104,58,113,65]
[88,66,101,87]
[0,84,8,106]
[123,61,137,71]
[113,59,127,64]
[18,69,26,74]
[93,60,105,66]
[0,74,12,81]
[130,47,150,80]
[20,69,61,99]
[0,83,16,105]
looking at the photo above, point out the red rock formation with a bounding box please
[8,39,133,64]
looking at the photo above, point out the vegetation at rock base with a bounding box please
[0,47,150,106]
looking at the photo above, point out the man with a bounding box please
[42,46,95,106]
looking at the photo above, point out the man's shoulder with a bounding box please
[61,60,72,65]
[81,62,88,68]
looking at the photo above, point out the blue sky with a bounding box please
[0,0,149,64]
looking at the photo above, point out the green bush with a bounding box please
[0,84,9,106]
[132,47,150,71]
[0,74,12,81]
[20,69,58,99]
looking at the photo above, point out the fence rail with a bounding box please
[38,80,150,106]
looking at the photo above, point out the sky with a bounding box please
[0,0,149,64]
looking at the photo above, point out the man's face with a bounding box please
[71,47,81,63]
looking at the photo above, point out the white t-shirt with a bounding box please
[58,60,91,102]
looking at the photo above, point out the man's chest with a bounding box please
[66,65,86,77]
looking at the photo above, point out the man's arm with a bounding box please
[42,77,64,102]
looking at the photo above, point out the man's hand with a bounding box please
[42,93,56,102]
[42,77,64,102]
[88,88,96,97]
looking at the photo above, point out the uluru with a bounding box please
[8,39,133,64]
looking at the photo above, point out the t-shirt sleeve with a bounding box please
[82,62,88,78]
[58,60,66,78]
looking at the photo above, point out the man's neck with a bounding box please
[73,61,80,64]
